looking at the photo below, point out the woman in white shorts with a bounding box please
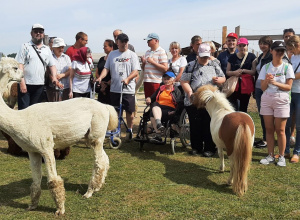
[259,41,294,167]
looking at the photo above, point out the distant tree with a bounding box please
[7,53,17,58]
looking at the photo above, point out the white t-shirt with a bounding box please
[258,62,294,93]
[290,54,300,93]
[71,58,93,93]
[105,49,140,94]
[168,56,187,86]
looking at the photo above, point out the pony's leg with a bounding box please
[27,152,42,211]
[42,150,65,215]
[218,147,225,172]
[227,156,234,185]
[84,137,109,198]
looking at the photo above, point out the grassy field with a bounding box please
[0,111,300,220]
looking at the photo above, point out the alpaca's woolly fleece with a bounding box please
[0,58,118,214]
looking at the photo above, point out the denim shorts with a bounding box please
[260,92,290,118]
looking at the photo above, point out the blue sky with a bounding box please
[1,0,300,55]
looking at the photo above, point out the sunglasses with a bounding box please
[33,29,44,34]
[238,44,247,47]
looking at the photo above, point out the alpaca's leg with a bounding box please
[84,137,109,198]
[43,152,65,215]
[218,147,225,172]
[227,157,234,185]
[27,152,42,211]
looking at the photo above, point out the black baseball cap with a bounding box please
[271,41,286,50]
[117,33,129,42]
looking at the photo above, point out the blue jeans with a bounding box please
[255,88,266,141]
[285,92,300,155]
[17,84,44,110]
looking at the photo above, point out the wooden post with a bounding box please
[222,26,227,44]
[235,26,240,38]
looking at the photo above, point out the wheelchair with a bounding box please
[134,104,190,154]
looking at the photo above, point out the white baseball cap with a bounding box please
[198,43,211,57]
[52,38,66,47]
[32,23,44,30]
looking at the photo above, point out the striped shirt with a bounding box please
[144,46,168,83]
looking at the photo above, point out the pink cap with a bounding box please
[227,33,238,39]
[237,38,248,45]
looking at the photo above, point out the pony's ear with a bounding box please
[192,88,206,108]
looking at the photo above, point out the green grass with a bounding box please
[0,111,300,219]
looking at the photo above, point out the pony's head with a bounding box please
[192,84,218,108]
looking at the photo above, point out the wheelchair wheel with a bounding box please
[109,137,122,149]
[179,109,191,148]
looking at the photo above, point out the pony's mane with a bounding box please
[212,90,235,112]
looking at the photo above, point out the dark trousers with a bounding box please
[185,105,216,153]
[17,84,44,110]
[46,87,70,102]
[227,91,250,113]
[73,92,90,98]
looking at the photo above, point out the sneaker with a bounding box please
[203,151,215,157]
[277,155,286,167]
[254,140,267,148]
[290,136,296,145]
[150,135,163,144]
[156,123,165,132]
[125,130,133,141]
[260,155,275,165]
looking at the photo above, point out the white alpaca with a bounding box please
[0,57,118,215]
[0,57,19,108]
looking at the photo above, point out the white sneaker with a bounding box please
[260,155,275,165]
[277,155,286,167]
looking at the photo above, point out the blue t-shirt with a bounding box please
[217,50,233,78]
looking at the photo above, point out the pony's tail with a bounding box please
[232,124,252,196]
[106,105,118,130]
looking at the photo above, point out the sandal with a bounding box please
[291,154,299,163]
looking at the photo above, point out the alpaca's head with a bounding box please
[192,84,218,108]
[0,58,23,93]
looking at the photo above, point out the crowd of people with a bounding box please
[14,24,299,167]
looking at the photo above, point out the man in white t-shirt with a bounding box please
[141,33,168,98]
[98,33,140,140]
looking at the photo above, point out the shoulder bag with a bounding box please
[222,53,248,97]
[31,45,51,86]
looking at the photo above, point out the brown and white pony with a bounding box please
[193,84,254,196]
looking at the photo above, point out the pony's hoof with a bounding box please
[227,181,233,186]
[27,205,37,211]
[83,192,93,198]
[55,208,65,216]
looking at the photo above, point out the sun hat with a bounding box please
[198,43,211,57]
[52,38,66,48]
[144,33,159,41]
[237,38,248,45]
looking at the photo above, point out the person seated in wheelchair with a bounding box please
[145,71,183,143]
